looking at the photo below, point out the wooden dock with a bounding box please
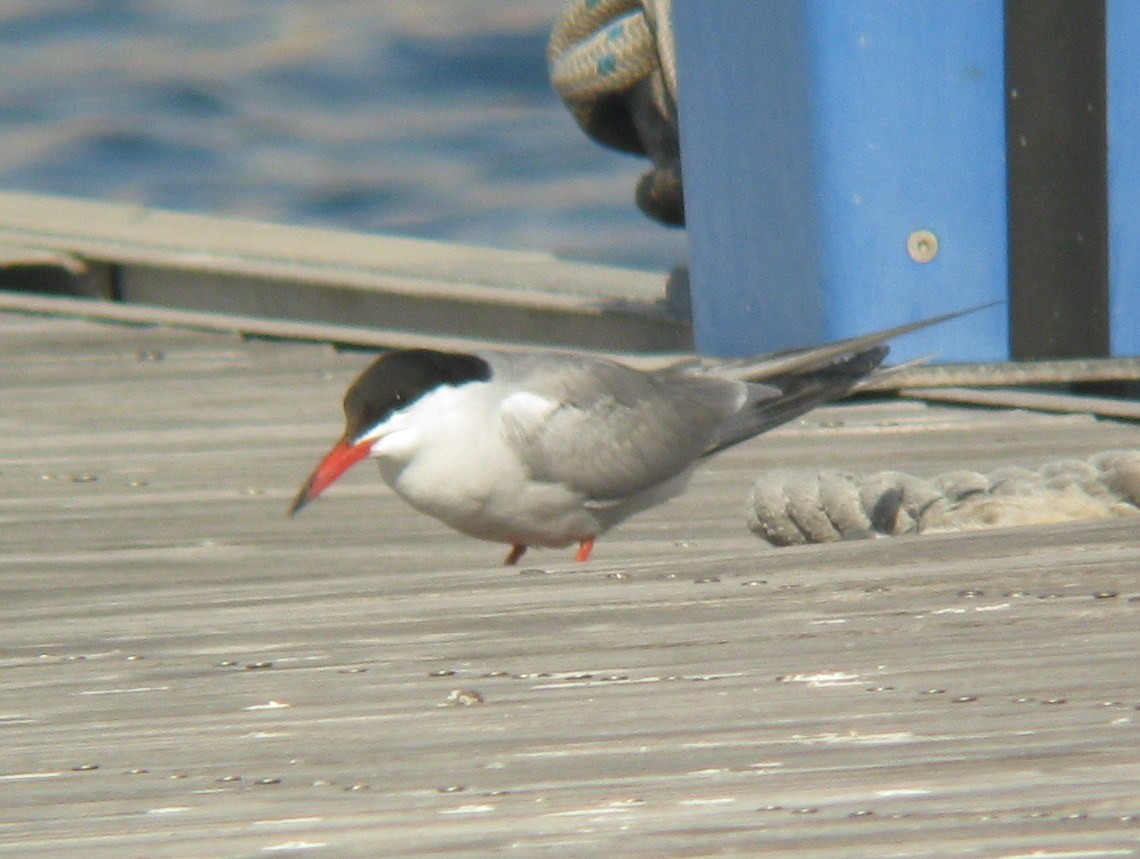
[5,311,1140,857]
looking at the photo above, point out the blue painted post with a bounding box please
[673,0,1009,361]
[1108,0,1140,356]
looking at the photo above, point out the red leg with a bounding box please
[504,544,527,565]
[575,537,596,562]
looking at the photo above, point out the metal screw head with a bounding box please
[907,229,939,263]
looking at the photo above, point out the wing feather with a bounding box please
[494,353,750,502]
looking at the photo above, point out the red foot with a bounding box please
[575,537,596,562]
[504,544,527,565]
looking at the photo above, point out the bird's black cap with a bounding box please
[343,349,491,440]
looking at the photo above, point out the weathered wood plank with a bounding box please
[0,190,690,353]
[901,385,1140,421]
[4,314,1140,857]
[0,290,690,365]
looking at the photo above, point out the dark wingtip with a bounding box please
[717,301,1001,383]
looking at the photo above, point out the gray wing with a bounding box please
[489,306,989,502]
[492,352,762,502]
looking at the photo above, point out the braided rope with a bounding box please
[548,0,683,225]
[549,0,674,106]
[746,450,1140,546]
[549,0,657,104]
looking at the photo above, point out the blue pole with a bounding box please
[674,0,1008,361]
[1108,0,1140,357]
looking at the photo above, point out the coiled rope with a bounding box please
[549,0,671,105]
[548,0,683,225]
[747,449,1140,546]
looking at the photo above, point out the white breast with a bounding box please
[371,382,602,547]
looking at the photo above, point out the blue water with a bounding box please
[0,1,684,272]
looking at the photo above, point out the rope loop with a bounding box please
[548,0,683,225]
[549,0,657,105]
[747,450,1140,546]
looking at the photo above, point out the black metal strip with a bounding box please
[1005,0,1109,359]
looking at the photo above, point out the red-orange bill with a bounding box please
[288,437,373,516]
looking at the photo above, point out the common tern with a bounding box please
[289,309,980,564]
